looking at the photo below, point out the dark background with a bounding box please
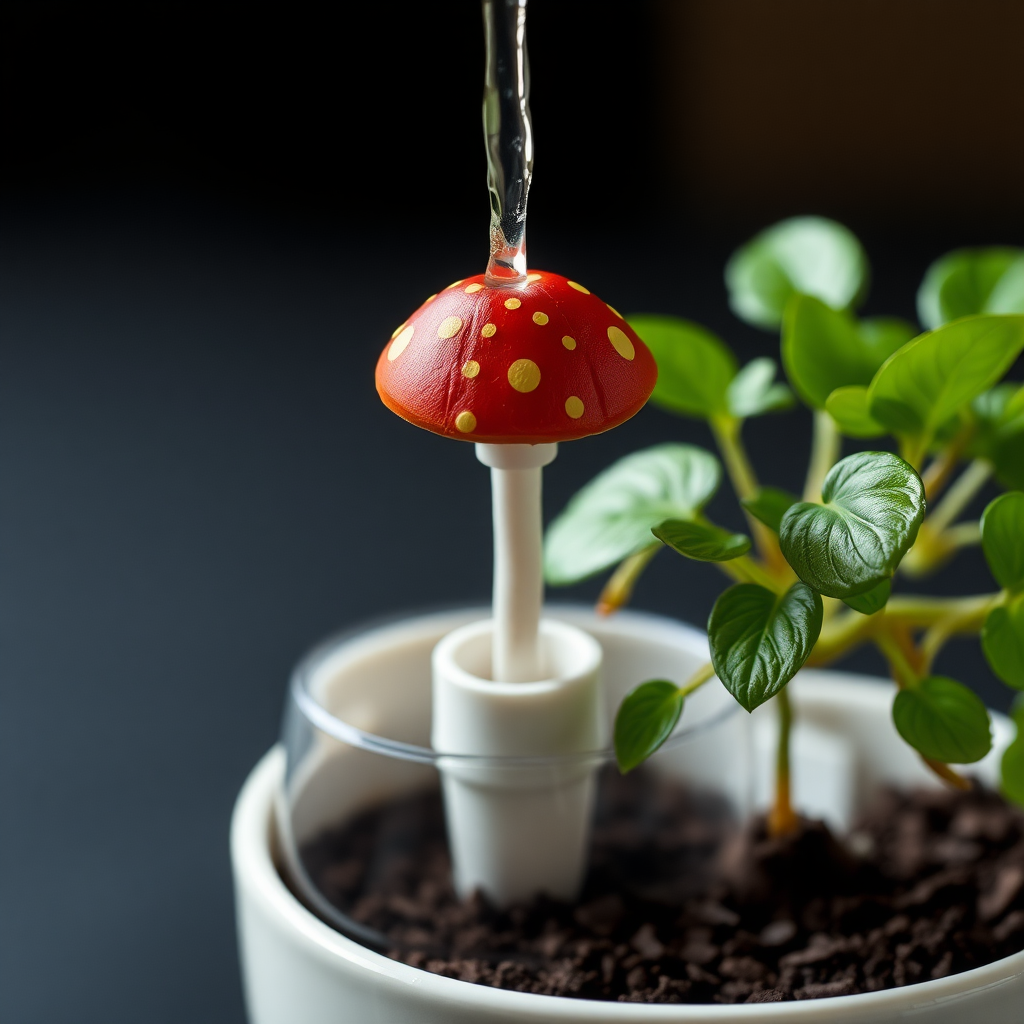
[2,2,1021,1022]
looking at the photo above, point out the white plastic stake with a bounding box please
[475,442,557,682]
[432,616,606,906]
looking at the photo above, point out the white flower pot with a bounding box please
[231,606,1024,1022]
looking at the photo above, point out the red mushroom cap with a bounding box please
[375,271,657,444]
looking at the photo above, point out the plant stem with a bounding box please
[597,544,660,616]
[921,757,971,790]
[901,519,982,577]
[680,660,716,697]
[803,409,840,502]
[926,459,991,534]
[710,416,787,574]
[921,591,1004,670]
[921,424,972,501]
[767,687,799,838]
[721,554,785,592]
[874,630,921,688]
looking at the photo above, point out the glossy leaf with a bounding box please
[983,597,1024,690]
[544,444,721,585]
[917,247,1024,330]
[971,384,1024,492]
[725,216,869,330]
[741,487,800,534]
[826,385,886,438]
[892,676,992,764]
[708,582,823,712]
[782,297,912,409]
[868,315,1024,440]
[653,519,751,562]
[1002,697,1024,806]
[779,451,926,599]
[628,315,736,418]
[842,578,891,616]
[1002,737,1024,807]
[614,680,684,773]
[981,492,1024,592]
[726,358,794,417]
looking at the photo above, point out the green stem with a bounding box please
[768,688,798,837]
[874,631,920,689]
[927,460,991,534]
[921,591,1005,670]
[884,593,998,627]
[803,410,840,502]
[597,544,660,615]
[710,415,787,574]
[679,660,716,697]
[722,554,784,592]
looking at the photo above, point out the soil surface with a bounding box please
[300,770,1024,1004]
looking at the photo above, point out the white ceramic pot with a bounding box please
[231,606,1024,1023]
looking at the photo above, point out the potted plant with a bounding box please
[230,2,1024,1020]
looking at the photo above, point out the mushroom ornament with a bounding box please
[374,0,656,906]
[377,273,656,682]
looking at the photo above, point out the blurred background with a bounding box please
[2,1,1021,1021]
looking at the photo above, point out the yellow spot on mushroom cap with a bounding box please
[567,281,590,294]
[390,323,406,339]
[447,279,463,289]
[608,325,635,360]
[508,358,541,393]
[438,316,463,339]
[562,336,576,350]
[455,410,477,433]
[464,283,483,294]
[481,323,497,338]
[527,273,542,283]
[388,325,414,361]
[504,297,522,310]
[532,311,549,325]
[607,304,624,318]
[462,360,480,379]
[426,293,437,303]
[565,396,585,419]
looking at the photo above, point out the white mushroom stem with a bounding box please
[476,442,558,682]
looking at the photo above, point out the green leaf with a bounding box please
[842,578,891,616]
[627,315,736,418]
[725,216,869,330]
[544,444,721,585]
[826,385,886,438]
[970,384,1024,492]
[867,315,1024,441]
[917,247,1024,330]
[981,492,1024,592]
[858,317,918,362]
[614,680,684,773]
[741,487,800,534]
[982,597,1024,690]
[726,358,794,417]
[779,451,926,599]
[892,676,992,764]
[653,519,751,562]
[1001,736,1024,807]
[1002,696,1024,806]
[781,297,910,409]
[708,582,823,712]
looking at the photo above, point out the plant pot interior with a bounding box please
[271,606,1024,1006]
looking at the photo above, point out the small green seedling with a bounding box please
[544,217,1024,835]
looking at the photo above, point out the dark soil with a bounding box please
[299,770,1024,1004]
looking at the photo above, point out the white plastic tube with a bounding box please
[432,617,605,906]
[475,442,557,683]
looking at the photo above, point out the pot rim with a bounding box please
[287,603,736,768]
[233,607,1024,1019]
